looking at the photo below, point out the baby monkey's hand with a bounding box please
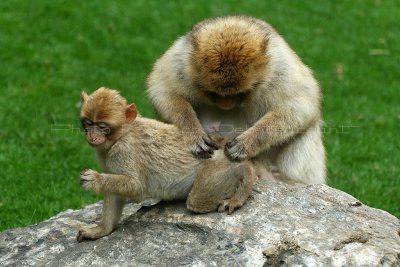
[80,169,101,193]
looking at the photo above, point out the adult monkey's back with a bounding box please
[147,16,325,185]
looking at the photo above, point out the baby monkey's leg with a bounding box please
[77,193,125,242]
[217,162,255,214]
[187,160,255,214]
[77,170,145,241]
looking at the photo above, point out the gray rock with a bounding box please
[0,179,399,267]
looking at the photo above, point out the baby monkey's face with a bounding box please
[80,118,111,146]
[79,87,138,150]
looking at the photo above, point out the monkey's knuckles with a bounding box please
[224,139,249,161]
[218,200,243,214]
[190,136,217,159]
[79,170,100,191]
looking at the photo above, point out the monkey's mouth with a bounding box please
[87,138,106,147]
[216,96,237,110]
[205,91,249,110]
[85,130,107,146]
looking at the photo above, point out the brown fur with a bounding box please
[81,89,127,123]
[190,18,268,95]
[77,87,257,241]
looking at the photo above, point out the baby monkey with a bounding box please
[77,87,256,241]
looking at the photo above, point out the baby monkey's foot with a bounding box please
[77,225,110,242]
[80,169,100,192]
[218,199,245,214]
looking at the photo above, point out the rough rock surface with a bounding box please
[0,178,399,267]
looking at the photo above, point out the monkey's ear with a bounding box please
[125,103,137,122]
[81,91,89,103]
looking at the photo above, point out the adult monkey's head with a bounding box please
[190,16,269,111]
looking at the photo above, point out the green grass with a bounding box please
[0,0,399,231]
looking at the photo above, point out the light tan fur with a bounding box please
[77,88,256,241]
[147,16,325,184]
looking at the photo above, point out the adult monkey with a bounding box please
[147,16,325,184]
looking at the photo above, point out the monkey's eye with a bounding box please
[97,122,111,134]
[81,118,93,128]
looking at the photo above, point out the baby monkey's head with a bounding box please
[190,16,269,110]
[80,87,137,149]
